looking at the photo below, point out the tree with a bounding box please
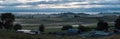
[39,24,45,32]
[13,24,22,31]
[0,21,3,29]
[1,13,15,30]
[77,24,87,32]
[97,20,109,31]
[4,21,13,30]
[62,25,73,30]
[115,16,120,29]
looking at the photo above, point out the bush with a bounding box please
[97,20,109,31]
[77,24,87,32]
[62,25,73,30]
[39,24,45,32]
[13,24,22,31]
[115,16,120,29]
[0,22,3,29]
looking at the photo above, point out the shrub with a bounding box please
[62,25,73,30]
[97,20,109,31]
[13,24,22,31]
[115,16,120,29]
[39,24,45,32]
[77,24,87,32]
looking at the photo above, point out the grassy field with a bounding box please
[1,30,120,39]
[21,22,114,31]
[6,16,118,39]
[0,22,116,39]
[15,16,115,30]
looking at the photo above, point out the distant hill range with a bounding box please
[99,12,120,15]
[0,12,120,19]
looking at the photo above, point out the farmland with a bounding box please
[0,12,120,39]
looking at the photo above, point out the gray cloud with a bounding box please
[0,0,120,12]
[1,0,120,6]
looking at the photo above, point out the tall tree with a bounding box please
[13,24,22,31]
[39,24,45,32]
[115,16,120,29]
[0,21,3,29]
[1,13,15,30]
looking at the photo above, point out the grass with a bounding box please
[6,17,119,39]
[0,23,120,39]
[0,30,39,39]
[1,30,120,39]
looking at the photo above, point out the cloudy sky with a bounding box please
[0,0,120,12]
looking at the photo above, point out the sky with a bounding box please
[0,0,120,12]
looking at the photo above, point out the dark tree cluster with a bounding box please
[97,20,108,31]
[13,24,22,31]
[39,24,45,32]
[0,22,3,29]
[0,13,15,30]
[77,24,87,33]
[115,16,120,29]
